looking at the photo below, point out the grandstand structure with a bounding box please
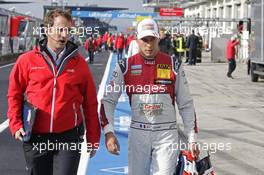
[142,0,195,7]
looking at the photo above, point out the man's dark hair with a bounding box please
[44,9,72,27]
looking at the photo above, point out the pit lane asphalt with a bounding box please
[1,50,264,175]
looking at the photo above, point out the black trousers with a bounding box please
[117,48,123,61]
[104,43,108,51]
[88,50,94,63]
[227,59,236,76]
[188,49,197,65]
[23,127,83,175]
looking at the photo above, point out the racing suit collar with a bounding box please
[139,53,155,61]
[139,52,161,65]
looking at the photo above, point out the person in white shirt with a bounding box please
[127,39,139,58]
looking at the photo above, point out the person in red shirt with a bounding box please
[107,33,115,51]
[8,10,100,175]
[93,36,98,52]
[226,36,240,78]
[96,34,102,52]
[114,32,126,60]
[85,36,97,64]
[103,31,109,50]
[125,33,135,55]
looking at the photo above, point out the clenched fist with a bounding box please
[105,132,120,155]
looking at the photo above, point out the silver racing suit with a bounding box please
[100,52,198,175]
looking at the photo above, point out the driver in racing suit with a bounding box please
[100,19,199,175]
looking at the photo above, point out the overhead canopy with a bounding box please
[72,11,157,19]
[0,0,32,4]
[43,5,128,15]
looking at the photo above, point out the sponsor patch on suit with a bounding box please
[131,64,142,75]
[157,64,171,79]
[131,69,142,75]
[154,79,173,85]
[144,60,155,65]
[140,103,163,116]
[131,64,142,70]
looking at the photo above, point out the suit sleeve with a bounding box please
[81,61,101,149]
[100,63,124,134]
[7,57,28,136]
[175,64,198,143]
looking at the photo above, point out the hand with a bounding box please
[15,128,25,141]
[189,142,200,159]
[105,132,120,155]
[89,149,97,158]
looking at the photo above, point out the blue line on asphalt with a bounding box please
[88,54,130,175]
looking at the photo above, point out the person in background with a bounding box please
[187,30,199,65]
[127,38,139,58]
[226,36,240,78]
[159,29,171,55]
[93,35,98,53]
[197,32,203,61]
[7,9,100,175]
[85,35,96,64]
[114,32,126,61]
[175,33,186,61]
[96,34,103,52]
[125,33,135,55]
[108,33,115,52]
[103,31,109,51]
[124,34,128,55]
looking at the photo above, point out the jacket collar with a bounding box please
[35,38,79,59]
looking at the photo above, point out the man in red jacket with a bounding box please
[7,9,100,175]
[114,32,125,61]
[96,34,102,52]
[103,31,109,50]
[125,33,135,55]
[85,36,96,64]
[226,36,240,78]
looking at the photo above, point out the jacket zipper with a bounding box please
[50,75,57,132]
[47,49,78,132]
[41,52,57,133]
[73,103,78,127]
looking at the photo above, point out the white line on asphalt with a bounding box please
[0,119,9,133]
[77,52,113,175]
[85,51,100,62]
[97,52,113,106]
[0,63,15,69]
